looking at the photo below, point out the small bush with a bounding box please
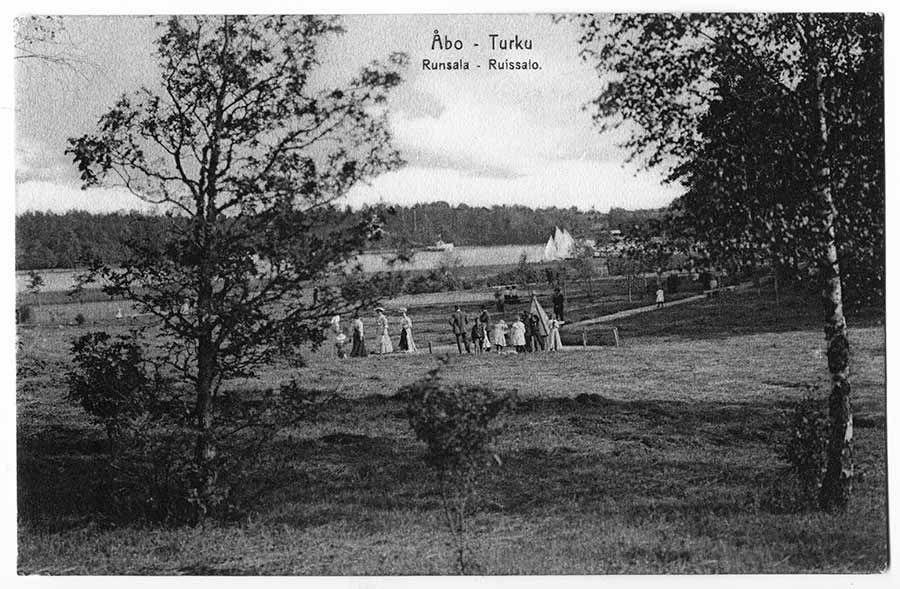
[66,333,330,525]
[67,331,157,441]
[402,361,516,573]
[74,312,87,325]
[16,304,33,324]
[763,391,828,512]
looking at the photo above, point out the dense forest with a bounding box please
[15,204,667,270]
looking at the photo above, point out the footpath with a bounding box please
[566,281,754,329]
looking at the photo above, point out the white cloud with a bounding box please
[16,181,161,214]
[346,160,683,212]
[15,15,682,216]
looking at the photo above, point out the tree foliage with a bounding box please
[575,13,883,306]
[15,16,88,70]
[65,15,408,510]
[666,20,883,307]
[15,205,671,271]
[573,13,883,510]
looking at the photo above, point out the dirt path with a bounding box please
[565,282,753,328]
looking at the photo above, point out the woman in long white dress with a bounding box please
[398,308,417,353]
[376,307,393,354]
[547,315,565,351]
[330,315,347,358]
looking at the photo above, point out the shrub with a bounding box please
[16,304,33,324]
[102,380,329,525]
[781,393,829,505]
[67,331,157,441]
[74,312,87,326]
[402,361,516,573]
[763,390,828,513]
[66,334,331,525]
[666,273,681,293]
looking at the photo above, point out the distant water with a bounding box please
[350,244,545,273]
[16,244,547,293]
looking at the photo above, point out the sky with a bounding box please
[14,14,685,214]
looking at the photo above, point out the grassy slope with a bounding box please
[17,291,887,575]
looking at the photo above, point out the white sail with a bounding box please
[557,229,575,258]
[543,235,558,261]
[542,226,577,261]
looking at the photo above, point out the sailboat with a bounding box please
[542,227,576,261]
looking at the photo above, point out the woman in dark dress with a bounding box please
[350,310,367,357]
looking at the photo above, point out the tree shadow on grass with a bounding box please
[17,393,886,537]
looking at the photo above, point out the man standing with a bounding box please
[449,305,471,354]
[523,314,534,353]
[529,313,546,351]
[552,287,565,322]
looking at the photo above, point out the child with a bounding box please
[510,314,527,353]
[335,333,348,359]
[471,320,484,353]
[492,319,508,353]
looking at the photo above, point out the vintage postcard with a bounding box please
[13,9,888,579]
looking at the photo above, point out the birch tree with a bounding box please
[573,13,883,510]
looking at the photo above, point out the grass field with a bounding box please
[16,288,887,575]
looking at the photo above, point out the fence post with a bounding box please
[428,342,433,354]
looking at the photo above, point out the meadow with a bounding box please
[16,287,887,575]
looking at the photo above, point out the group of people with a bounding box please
[493,286,566,321]
[328,297,567,358]
[329,307,417,359]
[449,304,565,354]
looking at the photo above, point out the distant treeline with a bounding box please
[15,204,666,270]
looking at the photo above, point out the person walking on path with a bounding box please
[350,310,367,357]
[492,318,508,353]
[655,287,665,309]
[510,314,527,353]
[449,305,471,354]
[376,307,393,354]
[398,308,417,353]
[552,287,565,322]
[547,314,564,351]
